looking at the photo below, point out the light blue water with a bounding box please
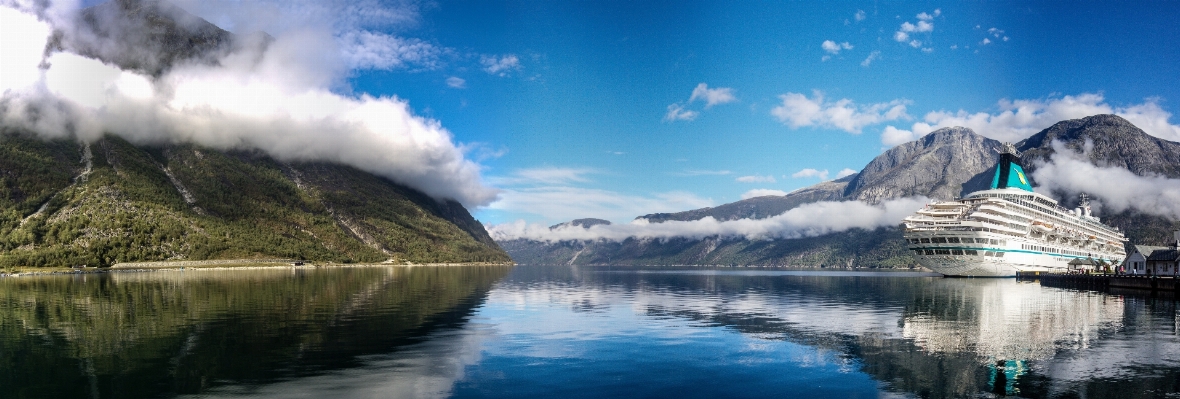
[3,265,1179,398]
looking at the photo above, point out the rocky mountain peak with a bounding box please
[1018,114,1180,177]
[60,0,238,75]
[844,126,1002,203]
[550,218,612,230]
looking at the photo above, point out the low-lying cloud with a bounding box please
[488,197,929,242]
[0,2,496,206]
[1032,140,1180,220]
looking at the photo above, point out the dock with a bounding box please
[1018,271,1180,292]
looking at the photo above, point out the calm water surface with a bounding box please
[3,265,1180,398]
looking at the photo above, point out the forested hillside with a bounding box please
[0,130,509,267]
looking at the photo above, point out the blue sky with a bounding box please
[36,1,1180,225]
[325,1,1180,225]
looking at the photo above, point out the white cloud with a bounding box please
[903,93,1180,143]
[981,38,991,45]
[666,83,735,121]
[446,76,466,89]
[741,189,789,199]
[664,103,698,122]
[480,54,521,76]
[486,187,713,225]
[0,7,50,93]
[337,31,443,70]
[736,175,777,183]
[770,91,910,134]
[855,10,866,21]
[835,168,858,179]
[0,4,496,206]
[1032,140,1180,220]
[917,10,940,21]
[821,40,853,55]
[166,0,442,72]
[987,27,1005,37]
[488,197,930,242]
[689,83,737,108]
[791,168,829,180]
[880,125,922,147]
[894,10,936,47]
[861,50,881,67]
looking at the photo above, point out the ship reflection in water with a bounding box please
[4,266,1180,398]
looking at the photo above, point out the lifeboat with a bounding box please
[1031,221,1053,233]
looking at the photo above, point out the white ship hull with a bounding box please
[913,244,1120,277]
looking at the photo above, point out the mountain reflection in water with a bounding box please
[3,265,1180,398]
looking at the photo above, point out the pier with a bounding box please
[1018,271,1180,293]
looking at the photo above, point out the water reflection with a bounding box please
[0,266,511,398]
[5,265,1180,398]
[475,267,1180,398]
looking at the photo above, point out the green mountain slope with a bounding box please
[0,130,509,267]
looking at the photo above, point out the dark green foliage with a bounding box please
[0,131,509,267]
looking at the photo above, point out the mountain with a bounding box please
[551,218,611,229]
[55,0,251,76]
[1,0,509,267]
[0,130,509,267]
[844,127,1003,203]
[501,115,1180,267]
[638,176,852,223]
[1015,114,1180,245]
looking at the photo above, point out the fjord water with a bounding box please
[3,266,1180,398]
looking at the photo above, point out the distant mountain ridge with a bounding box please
[501,115,1180,267]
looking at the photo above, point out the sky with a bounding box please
[5,0,1180,229]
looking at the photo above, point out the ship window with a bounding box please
[920,238,931,243]
[952,250,964,255]
[924,250,935,255]
[933,237,947,243]
[936,249,950,255]
[990,239,1000,245]
[947,237,961,243]
[965,250,979,256]
[985,251,996,257]
[995,252,1005,257]
[976,238,988,244]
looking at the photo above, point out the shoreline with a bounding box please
[0,259,517,278]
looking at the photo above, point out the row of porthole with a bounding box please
[907,237,1006,245]
[912,248,1006,257]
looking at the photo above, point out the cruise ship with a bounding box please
[901,143,1126,277]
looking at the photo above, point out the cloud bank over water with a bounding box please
[488,197,929,242]
[0,2,496,206]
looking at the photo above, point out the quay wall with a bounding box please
[1024,272,1180,291]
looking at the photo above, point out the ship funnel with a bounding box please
[990,143,1034,192]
